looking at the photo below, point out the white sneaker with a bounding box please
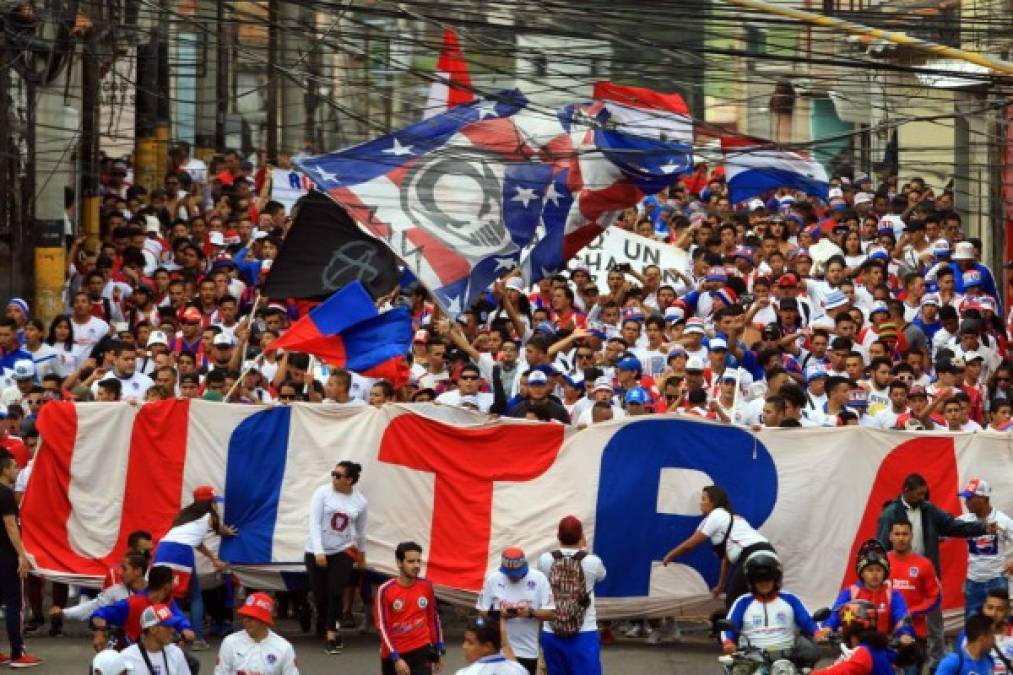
[660,620,682,643]
[646,630,662,645]
[623,623,644,638]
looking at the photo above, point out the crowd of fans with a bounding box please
[0,149,1012,675]
[0,153,1009,438]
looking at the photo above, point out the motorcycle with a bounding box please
[715,608,831,675]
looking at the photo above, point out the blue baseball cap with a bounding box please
[616,356,642,372]
[500,547,529,579]
[624,388,649,405]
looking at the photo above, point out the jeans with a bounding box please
[189,572,204,640]
[0,557,24,659]
[964,576,1009,621]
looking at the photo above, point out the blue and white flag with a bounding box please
[722,135,829,205]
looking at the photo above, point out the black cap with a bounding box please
[779,298,799,311]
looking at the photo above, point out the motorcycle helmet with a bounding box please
[855,538,890,578]
[838,599,878,633]
[744,550,783,594]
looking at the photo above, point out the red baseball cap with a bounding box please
[181,306,202,323]
[777,274,799,288]
[238,592,275,626]
[193,485,224,503]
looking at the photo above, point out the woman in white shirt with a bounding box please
[661,485,774,609]
[305,460,368,655]
[152,484,236,649]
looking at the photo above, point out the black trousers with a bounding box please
[0,558,24,659]
[304,551,355,634]
[517,657,538,674]
[381,646,434,674]
[724,542,776,610]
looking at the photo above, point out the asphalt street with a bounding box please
[21,617,730,674]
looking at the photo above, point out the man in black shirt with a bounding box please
[0,451,40,666]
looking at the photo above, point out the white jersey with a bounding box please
[956,508,1013,582]
[476,570,555,659]
[436,390,494,413]
[723,591,815,651]
[27,343,59,381]
[456,655,529,675]
[214,628,299,675]
[306,485,367,556]
[93,370,155,403]
[71,315,109,359]
[697,507,768,564]
[537,548,606,633]
[120,643,190,675]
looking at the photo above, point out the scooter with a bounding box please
[715,608,830,675]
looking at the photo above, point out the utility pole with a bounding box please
[134,22,159,190]
[279,0,306,155]
[154,1,170,181]
[215,0,228,151]
[33,55,72,324]
[194,0,219,160]
[79,2,101,249]
[265,0,279,158]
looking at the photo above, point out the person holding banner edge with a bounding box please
[661,485,774,609]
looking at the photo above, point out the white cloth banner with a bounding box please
[23,401,1011,620]
[568,228,689,291]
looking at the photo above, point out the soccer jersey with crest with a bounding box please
[214,628,299,675]
[375,577,444,660]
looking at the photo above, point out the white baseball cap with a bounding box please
[12,359,35,381]
[592,376,613,393]
[953,241,975,261]
[92,649,135,674]
[686,356,706,371]
[213,333,234,347]
[147,331,169,347]
[208,231,226,246]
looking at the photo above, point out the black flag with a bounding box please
[263,191,401,301]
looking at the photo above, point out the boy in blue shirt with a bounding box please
[935,614,995,674]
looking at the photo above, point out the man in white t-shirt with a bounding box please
[537,516,606,675]
[92,344,154,403]
[120,604,191,675]
[323,369,367,407]
[216,592,299,674]
[955,478,1013,619]
[70,291,109,360]
[436,363,494,412]
[477,547,555,675]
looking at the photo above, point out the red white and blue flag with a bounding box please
[422,27,475,120]
[266,281,411,385]
[722,135,829,205]
[297,89,692,315]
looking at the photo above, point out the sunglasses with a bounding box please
[459,374,479,381]
[665,394,680,402]
[331,471,347,480]
[278,394,296,400]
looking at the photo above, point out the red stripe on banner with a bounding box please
[841,436,966,610]
[23,400,191,578]
[22,401,81,573]
[378,415,565,591]
[118,399,191,548]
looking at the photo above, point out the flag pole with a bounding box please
[225,352,265,402]
[239,291,264,366]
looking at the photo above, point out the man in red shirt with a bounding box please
[375,541,444,675]
[887,520,939,672]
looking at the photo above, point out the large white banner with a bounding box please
[23,400,1011,619]
[568,228,689,291]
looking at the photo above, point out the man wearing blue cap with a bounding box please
[507,370,570,424]
[477,547,555,675]
[624,388,651,416]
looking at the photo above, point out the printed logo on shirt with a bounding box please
[392,598,404,612]
[775,611,788,625]
[970,535,998,556]
[526,580,536,590]
[417,596,428,609]
[266,653,277,664]
[909,566,919,577]
[330,512,350,532]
